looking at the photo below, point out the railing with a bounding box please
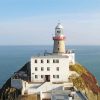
[53,36,65,40]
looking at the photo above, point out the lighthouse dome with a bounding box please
[55,23,63,29]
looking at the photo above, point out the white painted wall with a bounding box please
[22,81,42,95]
[30,56,70,83]
[62,53,75,64]
[26,82,73,94]
[41,92,51,99]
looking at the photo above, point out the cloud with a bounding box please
[0,12,100,45]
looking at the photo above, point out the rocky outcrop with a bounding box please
[69,63,100,100]
[0,62,30,100]
[0,62,100,100]
[0,77,21,100]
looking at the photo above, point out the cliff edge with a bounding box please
[0,62,100,100]
[69,63,100,100]
[0,62,31,100]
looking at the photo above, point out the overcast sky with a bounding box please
[0,0,100,45]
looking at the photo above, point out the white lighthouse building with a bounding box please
[30,23,75,83]
[53,23,66,54]
[10,23,87,100]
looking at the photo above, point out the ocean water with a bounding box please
[0,45,100,88]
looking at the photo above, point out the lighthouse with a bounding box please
[11,23,76,97]
[53,23,66,54]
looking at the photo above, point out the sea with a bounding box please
[0,45,100,88]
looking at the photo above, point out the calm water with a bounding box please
[0,45,100,88]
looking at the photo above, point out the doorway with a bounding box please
[45,75,50,82]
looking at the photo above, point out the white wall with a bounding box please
[30,56,70,83]
[67,53,75,64]
[62,53,75,64]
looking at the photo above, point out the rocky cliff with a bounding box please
[0,62,31,100]
[69,63,100,100]
[0,62,100,100]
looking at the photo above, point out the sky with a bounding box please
[0,0,100,45]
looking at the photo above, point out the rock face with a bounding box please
[0,62,100,100]
[0,62,31,100]
[0,76,21,100]
[69,63,100,100]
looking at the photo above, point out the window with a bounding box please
[53,59,59,63]
[56,59,59,63]
[53,59,55,63]
[56,67,59,71]
[35,75,38,79]
[58,48,59,51]
[57,30,61,33]
[47,59,50,63]
[35,67,38,71]
[53,75,59,78]
[41,60,43,63]
[35,59,37,63]
[41,75,44,78]
[57,75,59,78]
[47,67,50,71]
[53,75,55,78]
[41,67,44,71]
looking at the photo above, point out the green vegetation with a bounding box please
[69,63,100,100]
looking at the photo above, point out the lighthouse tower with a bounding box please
[53,23,66,54]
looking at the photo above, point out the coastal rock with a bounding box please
[0,62,31,100]
[0,62,100,100]
[69,63,100,100]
